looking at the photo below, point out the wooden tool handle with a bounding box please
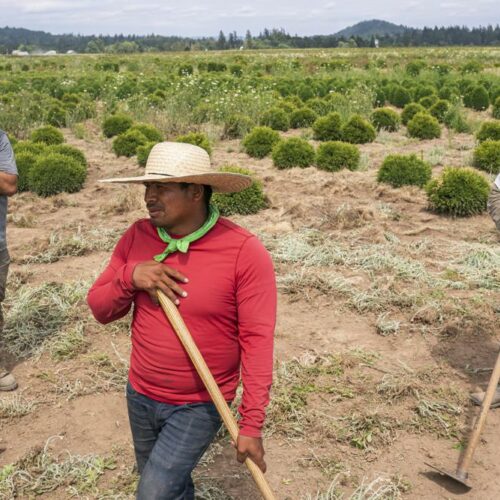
[457,346,500,478]
[157,291,277,500]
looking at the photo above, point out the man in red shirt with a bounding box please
[87,142,277,499]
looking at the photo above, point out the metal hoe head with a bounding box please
[424,462,472,489]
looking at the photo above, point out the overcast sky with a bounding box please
[1,0,498,37]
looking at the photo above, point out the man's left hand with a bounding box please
[233,435,266,473]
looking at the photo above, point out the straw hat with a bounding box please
[100,141,253,193]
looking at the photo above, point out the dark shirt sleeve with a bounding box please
[87,224,141,324]
[235,236,277,438]
[0,133,18,175]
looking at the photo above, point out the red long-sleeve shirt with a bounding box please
[87,217,277,437]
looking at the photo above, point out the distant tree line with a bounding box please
[0,24,499,54]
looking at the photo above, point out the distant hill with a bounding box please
[334,19,409,39]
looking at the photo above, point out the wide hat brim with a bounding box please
[99,172,253,193]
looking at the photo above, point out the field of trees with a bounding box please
[1,47,500,499]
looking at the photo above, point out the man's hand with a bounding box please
[0,172,17,197]
[132,260,188,306]
[233,435,266,473]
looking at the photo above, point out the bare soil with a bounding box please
[2,122,499,499]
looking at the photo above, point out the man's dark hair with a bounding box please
[179,183,213,210]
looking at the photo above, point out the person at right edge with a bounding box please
[470,172,500,408]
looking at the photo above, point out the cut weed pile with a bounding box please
[3,281,88,357]
[0,439,115,498]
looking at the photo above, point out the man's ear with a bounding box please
[189,183,204,202]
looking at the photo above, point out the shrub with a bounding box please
[476,121,500,143]
[211,166,267,215]
[371,108,400,132]
[312,112,343,141]
[276,101,296,114]
[443,106,471,133]
[407,112,441,140]
[271,138,315,169]
[493,97,500,119]
[14,152,37,192]
[112,129,148,157]
[429,99,450,123]
[102,114,133,138]
[426,167,490,217]
[315,141,360,172]
[472,140,500,174]
[438,84,460,101]
[30,126,64,145]
[176,132,211,155]
[342,115,376,144]
[260,107,290,131]
[406,60,426,76]
[388,86,411,108]
[242,126,280,158]
[28,153,87,197]
[46,144,87,168]
[136,142,157,167]
[306,97,333,116]
[463,86,490,111]
[129,123,163,143]
[419,95,438,109]
[46,104,66,127]
[290,108,318,128]
[13,140,46,156]
[377,154,432,188]
[223,114,254,139]
[178,64,193,76]
[401,103,425,126]
[414,85,436,101]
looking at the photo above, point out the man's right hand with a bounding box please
[132,261,188,306]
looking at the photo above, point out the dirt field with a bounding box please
[2,118,499,499]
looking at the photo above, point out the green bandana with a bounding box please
[153,205,220,262]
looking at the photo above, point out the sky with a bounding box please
[1,0,499,37]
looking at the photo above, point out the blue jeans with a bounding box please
[126,381,222,500]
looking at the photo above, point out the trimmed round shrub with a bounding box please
[102,114,133,138]
[15,152,37,192]
[129,123,163,143]
[371,108,400,132]
[419,95,438,109]
[315,141,360,172]
[377,154,432,188]
[414,85,436,101]
[463,86,490,111]
[407,112,441,140]
[112,129,148,157]
[176,132,211,155]
[30,126,64,145]
[312,112,343,141]
[242,126,280,158]
[271,138,315,169]
[401,103,425,126]
[438,84,460,101]
[342,115,376,144]
[223,114,254,139]
[492,97,500,119]
[46,144,87,167]
[137,142,157,167]
[476,121,500,143]
[277,101,296,114]
[28,153,87,197]
[13,140,46,156]
[388,86,411,108]
[472,140,500,174]
[425,167,490,217]
[290,107,318,129]
[260,107,290,131]
[211,166,267,215]
[429,99,450,123]
[306,97,334,116]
